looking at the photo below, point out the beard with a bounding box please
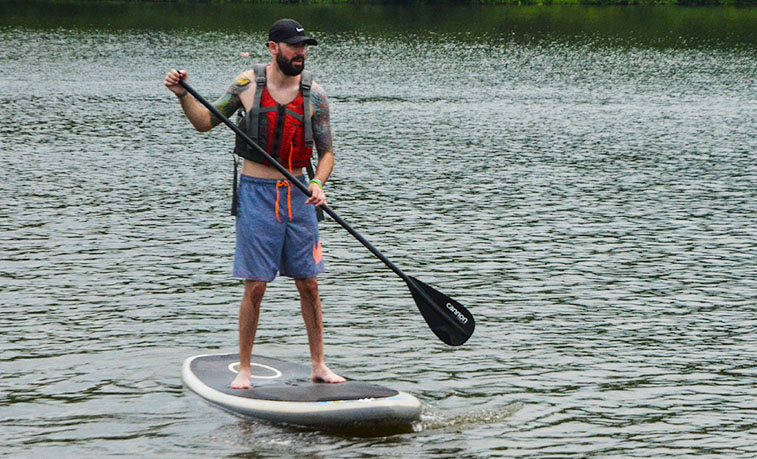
[277,53,305,76]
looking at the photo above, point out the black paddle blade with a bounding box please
[407,276,475,346]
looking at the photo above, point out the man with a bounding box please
[163,18,344,388]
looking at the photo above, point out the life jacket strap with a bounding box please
[249,62,268,144]
[300,70,314,149]
[231,155,240,216]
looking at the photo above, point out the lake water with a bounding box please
[1,1,756,456]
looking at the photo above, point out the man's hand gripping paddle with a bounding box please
[179,78,475,346]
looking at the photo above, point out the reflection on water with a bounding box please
[1,2,756,457]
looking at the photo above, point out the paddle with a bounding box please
[178,78,475,346]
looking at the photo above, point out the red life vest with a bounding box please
[259,87,312,169]
[233,63,314,170]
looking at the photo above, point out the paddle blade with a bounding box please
[407,276,475,346]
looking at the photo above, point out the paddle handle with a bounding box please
[178,79,411,283]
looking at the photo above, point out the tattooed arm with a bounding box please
[168,70,252,132]
[311,82,334,179]
[208,71,253,128]
[305,82,334,206]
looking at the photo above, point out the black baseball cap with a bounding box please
[268,19,318,46]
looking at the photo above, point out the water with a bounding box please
[2,1,756,456]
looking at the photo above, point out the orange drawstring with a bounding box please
[273,139,298,223]
[288,139,294,173]
[273,139,297,223]
[275,180,293,223]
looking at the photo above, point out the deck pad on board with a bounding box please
[189,353,399,402]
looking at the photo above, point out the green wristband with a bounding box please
[309,178,323,189]
[176,90,188,99]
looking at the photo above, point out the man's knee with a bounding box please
[243,280,267,300]
[295,277,319,301]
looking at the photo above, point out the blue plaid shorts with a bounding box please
[233,175,324,281]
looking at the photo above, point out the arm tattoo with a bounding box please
[209,73,251,127]
[310,83,333,158]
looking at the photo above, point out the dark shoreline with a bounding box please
[7,0,757,6]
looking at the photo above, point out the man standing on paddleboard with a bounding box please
[163,19,344,388]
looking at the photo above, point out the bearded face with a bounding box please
[276,52,305,76]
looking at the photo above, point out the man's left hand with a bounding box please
[306,183,327,207]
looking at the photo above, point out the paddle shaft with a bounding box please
[179,79,411,284]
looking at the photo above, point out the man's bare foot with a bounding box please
[231,367,251,389]
[311,364,346,383]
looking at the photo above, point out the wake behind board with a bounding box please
[182,353,422,429]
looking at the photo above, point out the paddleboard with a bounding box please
[182,353,422,429]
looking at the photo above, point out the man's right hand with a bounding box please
[164,69,188,95]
